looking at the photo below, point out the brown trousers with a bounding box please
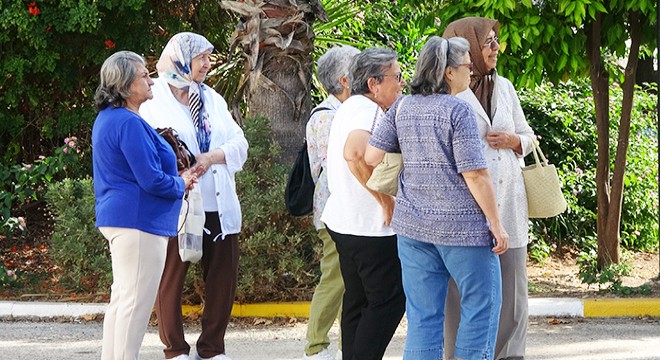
[155,212,240,359]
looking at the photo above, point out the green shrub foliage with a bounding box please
[0,0,236,238]
[0,1,186,165]
[0,137,84,238]
[519,80,658,254]
[41,116,321,302]
[234,116,319,302]
[0,0,187,237]
[45,177,110,292]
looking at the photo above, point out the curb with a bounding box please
[1,298,659,319]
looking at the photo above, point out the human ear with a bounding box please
[444,67,454,83]
[367,77,379,95]
[339,75,350,89]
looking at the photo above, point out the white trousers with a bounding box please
[99,227,168,360]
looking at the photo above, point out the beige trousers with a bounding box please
[100,227,168,360]
[444,246,528,360]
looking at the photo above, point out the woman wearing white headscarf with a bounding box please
[140,32,248,360]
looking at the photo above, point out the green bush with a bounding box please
[45,177,110,292]
[1,137,84,238]
[577,244,652,295]
[235,116,319,302]
[41,116,321,302]
[0,1,235,240]
[0,265,22,289]
[519,80,658,254]
[2,1,164,165]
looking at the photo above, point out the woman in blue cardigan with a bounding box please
[92,50,197,360]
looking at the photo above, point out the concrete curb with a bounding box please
[1,298,659,319]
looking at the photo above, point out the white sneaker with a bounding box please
[303,348,334,360]
[171,355,190,360]
[335,350,342,360]
[195,354,232,360]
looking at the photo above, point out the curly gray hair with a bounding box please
[349,47,398,96]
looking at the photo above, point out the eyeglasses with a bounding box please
[382,72,403,82]
[458,63,474,71]
[483,36,499,50]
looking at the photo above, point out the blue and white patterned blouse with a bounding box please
[369,94,493,246]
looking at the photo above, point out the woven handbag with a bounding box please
[522,139,567,218]
[366,98,405,196]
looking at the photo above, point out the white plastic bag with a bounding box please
[177,189,204,263]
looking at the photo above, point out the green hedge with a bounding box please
[36,81,659,301]
[43,116,320,302]
[45,177,110,292]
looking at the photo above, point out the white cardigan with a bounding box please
[140,78,248,238]
[456,75,534,249]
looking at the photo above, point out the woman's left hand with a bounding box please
[190,149,227,178]
[486,131,514,150]
[191,152,213,177]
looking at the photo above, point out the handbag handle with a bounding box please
[528,136,549,167]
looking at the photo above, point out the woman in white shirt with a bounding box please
[321,47,406,360]
[140,32,248,360]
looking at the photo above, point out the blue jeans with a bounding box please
[397,235,502,360]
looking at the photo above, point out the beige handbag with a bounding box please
[366,98,405,196]
[522,138,567,218]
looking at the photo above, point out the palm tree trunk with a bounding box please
[221,0,327,163]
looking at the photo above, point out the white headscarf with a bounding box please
[157,32,214,152]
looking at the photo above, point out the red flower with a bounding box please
[28,2,40,16]
[104,39,116,49]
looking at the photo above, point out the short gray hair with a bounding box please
[409,36,470,96]
[349,47,398,95]
[317,45,360,95]
[94,51,146,110]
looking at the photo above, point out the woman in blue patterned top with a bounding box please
[365,36,509,360]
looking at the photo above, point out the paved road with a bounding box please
[1,317,659,359]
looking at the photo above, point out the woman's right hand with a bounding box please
[180,169,198,190]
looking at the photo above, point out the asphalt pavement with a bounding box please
[1,316,659,359]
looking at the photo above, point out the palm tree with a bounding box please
[221,0,328,162]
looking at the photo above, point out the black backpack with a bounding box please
[285,107,331,216]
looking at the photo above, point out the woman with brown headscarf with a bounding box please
[443,17,535,360]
